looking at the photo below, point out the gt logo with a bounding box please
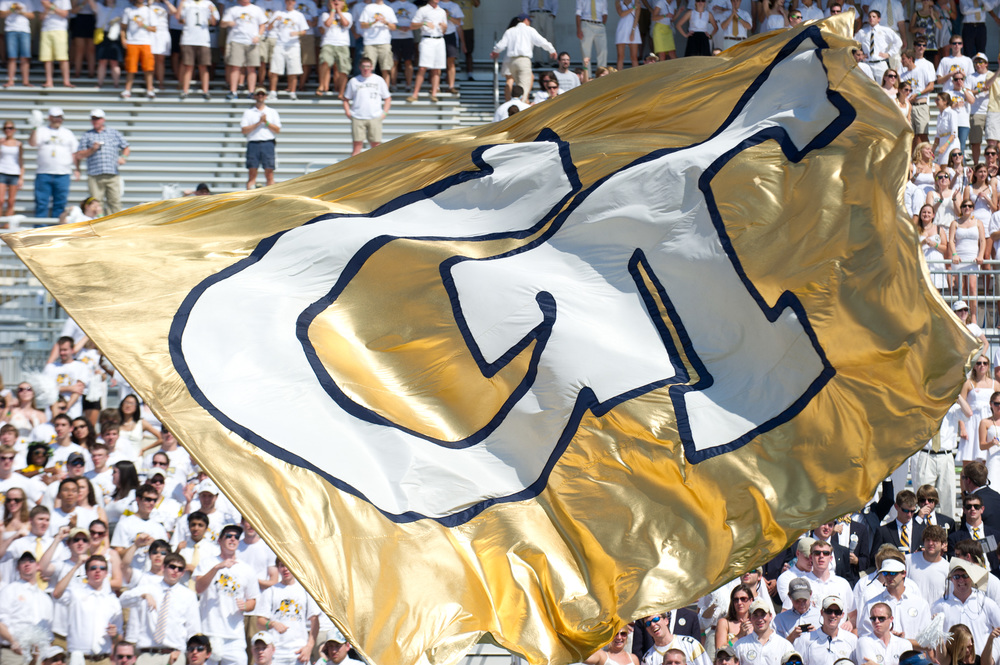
[172,29,850,525]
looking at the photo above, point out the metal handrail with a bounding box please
[493,31,500,109]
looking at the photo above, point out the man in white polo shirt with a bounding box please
[734,598,793,665]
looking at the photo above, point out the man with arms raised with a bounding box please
[195,524,260,665]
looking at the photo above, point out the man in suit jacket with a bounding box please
[961,461,1000,533]
[949,493,1000,576]
[874,490,925,555]
[915,484,957,534]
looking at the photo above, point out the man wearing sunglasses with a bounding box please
[873,490,924,555]
[802,542,854,628]
[52,554,122,665]
[792,596,855,665]
[930,559,1000,653]
[194,524,260,665]
[854,602,908,665]
[960,461,1000,532]
[121,552,202,665]
[637,612,709,665]
[856,560,930,642]
[949,496,1000,575]
[186,635,213,665]
[111,483,169,578]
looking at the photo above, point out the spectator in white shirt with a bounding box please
[52,553,122,664]
[490,14,556,105]
[120,552,201,665]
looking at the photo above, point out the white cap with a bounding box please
[48,106,64,117]
[974,52,989,61]
[90,108,106,118]
[822,595,844,610]
[325,627,347,645]
[748,597,771,615]
[196,478,219,495]
[953,300,969,311]
[41,646,66,661]
[251,632,274,646]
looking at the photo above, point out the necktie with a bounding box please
[931,433,942,452]
[974,526,982,540]
[154,586,171,646]
[35,537,47,590]
[731,8,738,35]
[188,543,200,590]
[591,0,598,20]
[900,523,909,551]
[870,29,876,59]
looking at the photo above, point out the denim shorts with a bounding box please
[5,31,31,60]
[0,173,18,186]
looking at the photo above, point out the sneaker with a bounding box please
[289,91,298,100]
[179,91,188,99]
[226,91,237,101]
[203,91,211,100]
[147,90,156,99]
[120,90,131,98]
[406,95,418,102]
[267,90,278,101]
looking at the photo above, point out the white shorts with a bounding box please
[271,42,303,76]
[153,29,171,56]
[208,636,248,665]
[418,36,445,70]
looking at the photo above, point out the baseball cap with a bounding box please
[822,595,844,611]
[90,109,106,118]
[67,452,85,466]
[749,597,771,615]
[974,52,989,62]
[196,478,219,495]
[788,577,812,601]
[953,300,969,311]
[252,632,274,646]
[48,106,64,117]
[218,524,244,541]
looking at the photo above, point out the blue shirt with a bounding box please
[78,127,129,176]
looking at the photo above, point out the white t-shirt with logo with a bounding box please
[180,0,219,45]
[222,2,266,44]
[318,8,351,46]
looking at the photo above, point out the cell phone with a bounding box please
[800,624,813,631]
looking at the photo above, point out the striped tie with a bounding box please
[900,523,909,551]
[974,526,982,540]
[154,586,171,646]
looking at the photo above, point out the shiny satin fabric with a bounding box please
[3,14,976,665]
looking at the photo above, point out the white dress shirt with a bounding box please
[60,583,123,655]
[120,579,201,650]
[491,21,555,58]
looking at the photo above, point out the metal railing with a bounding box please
[928,259,1000,335]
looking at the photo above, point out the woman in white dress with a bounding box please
[933,92,961,166]
[615,0,641,70]
[965,162,997,223]
[960,354,999,464]
[979,391,1000,484]
[927,170,959,229]
[949,198,986,321]
[912,142,938,197]
[116,393,160,460]
[917,203,949,288]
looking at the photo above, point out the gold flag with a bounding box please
[4,15,976,665]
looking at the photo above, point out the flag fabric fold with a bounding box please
[4,14,976,665]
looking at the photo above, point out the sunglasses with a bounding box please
[90,530,107,537]
[988,152,999,156]
[6,496,23,502]
[881,571,901,577]
[962,204,974,209]
[166,563,185,572]
[870,615,890,622]
[2,126,13,130]
[898,507,917,513]
[0,455,14,462]
[139,496,157,502]
[221,532,240,539]
[17,386,31,392]
[187,646,207,653]
[977,361,990,365]
[886,73,898,78]
[952,572,971,580]
[88,565,108,571]
[955,77,965,81]
[965,504,984,510]
[823,608,843,615]
[644,617,663,627]
[813,551,833,557]
[152,461,168,466]
[71,536,89,543]
[150,549,169,556]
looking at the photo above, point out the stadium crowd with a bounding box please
[0,297,1000,665]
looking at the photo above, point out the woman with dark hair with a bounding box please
[71,417,97,450]
[7,382,47,439]
[117,394,160,458]
[917,203,949,290]
[20,442,51,478]
[677,0,717,56]
[74,476,108,525]
[107,460,139,527]
[2,487,29,530]
[715,583,755,650]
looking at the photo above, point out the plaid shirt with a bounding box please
[78,127,129,176]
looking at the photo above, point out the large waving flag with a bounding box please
[4,15,976,665]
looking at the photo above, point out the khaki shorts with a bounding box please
[911,102,929,135]
[226,41,260,68]
[259,35,276,63]
[363,42,393,71]
[972,113,987,144]
[181,44,211,66]
[319,43,350,71]
[352,116,382,143]
[39,29,69,61]
[300,33,316,66]
[987,111,1000,142]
